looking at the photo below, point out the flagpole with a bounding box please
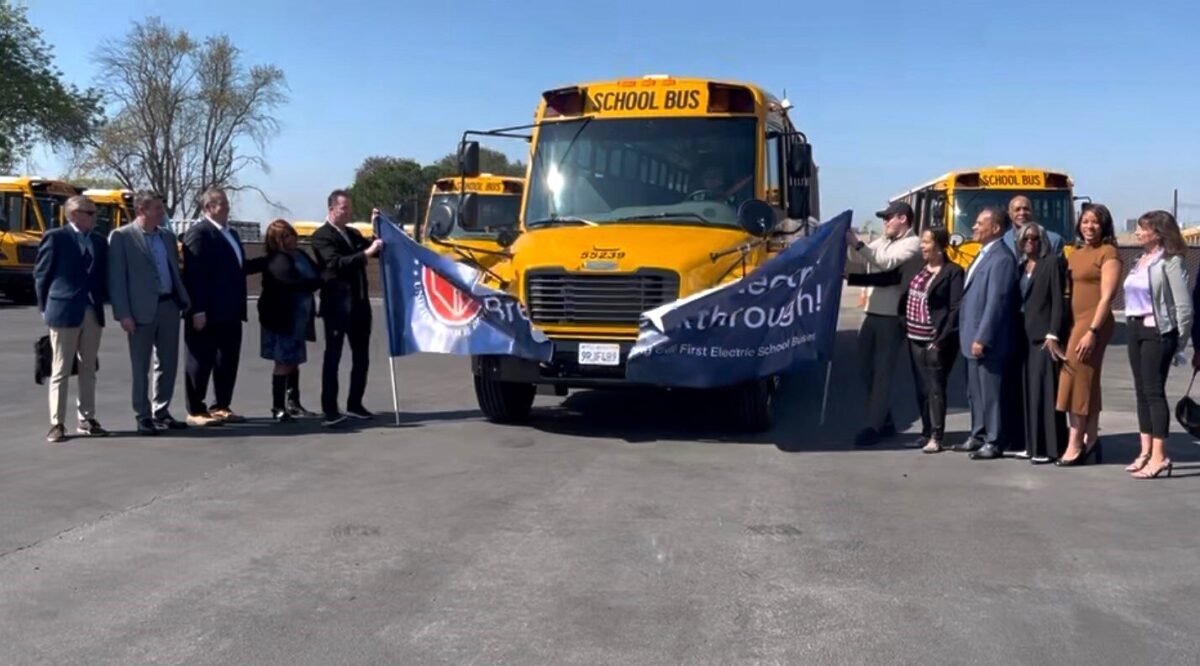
[376,213,402,427]
[820,359,833,427]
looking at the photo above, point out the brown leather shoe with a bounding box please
[77,419,110,437]
[186,413,224,427]
[46,424,66,443]
[210,408,246,424]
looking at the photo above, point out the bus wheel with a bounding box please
[729,377,775,433]
[474,374,535,424]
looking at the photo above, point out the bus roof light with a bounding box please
[707,83,755,113]
[543,87,584,118]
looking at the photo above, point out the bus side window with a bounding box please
[765,134,782,208]
[0,194,20,232]
[927,191,946,229]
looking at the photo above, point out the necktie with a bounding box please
[82,245,93,274]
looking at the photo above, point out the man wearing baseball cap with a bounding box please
[844,201,923,447]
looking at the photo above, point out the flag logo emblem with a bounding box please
[420,265,482,326]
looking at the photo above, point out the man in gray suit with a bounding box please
[108,191,191,435]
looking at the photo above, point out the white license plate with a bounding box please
[578,343,620,366]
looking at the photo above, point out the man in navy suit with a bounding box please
[33,195,109,443]
[955,206,1020,460]
[182,188,264,426]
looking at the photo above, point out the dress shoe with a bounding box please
[853,428,881,447]
[187,413,224,427]
[46,424,66,443]
[209,408,246,424]
[322,413,348,428]
[905,435,928,449]
[136,418,159,436]
[152,414,188,430]
[1030,456,1054,465]
[77,419,110,437]
[345,405,374,420]
[272,408,295,423]
[969,443,1004,460]
[952,438,984,453]
[286,401,317,418]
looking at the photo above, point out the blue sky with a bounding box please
[23,0,1200,227]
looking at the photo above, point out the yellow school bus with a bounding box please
[420,174,523,267]
[82,188,135,237]
[0,176,79,302]
[292,220,378,241]
[889,166,1076,267]
[446,75,819,431]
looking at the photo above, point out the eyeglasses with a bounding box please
[1023,236,1041,243]
[75,210,97,217]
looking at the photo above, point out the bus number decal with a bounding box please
[580,249,625,260]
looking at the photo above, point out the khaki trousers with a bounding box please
[48,306,103,427]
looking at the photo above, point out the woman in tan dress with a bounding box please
[1056,204,1122,466]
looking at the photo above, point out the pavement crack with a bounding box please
[0,463,244,561]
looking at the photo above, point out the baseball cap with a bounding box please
[875,201,915,221]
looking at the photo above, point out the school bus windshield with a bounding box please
[953,189,1073,238]
[430,192,521,239]
[524,116,756,229]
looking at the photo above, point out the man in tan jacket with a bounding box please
[844,201,923,447]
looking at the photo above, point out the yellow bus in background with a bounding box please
[292,220,378,241]
[0,176,78,303]
[82,188,135,237]
[889,166,1076,267]
[420,174,523,267]
[441,75,819,431]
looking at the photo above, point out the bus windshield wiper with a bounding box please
[526,215,598,228]
[610,212,713,224]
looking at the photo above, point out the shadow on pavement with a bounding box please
[522,329,975,450]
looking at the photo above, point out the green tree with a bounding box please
[0,1,102,172]
[346,156,428,222]
[431,146,526,178]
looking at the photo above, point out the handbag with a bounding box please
[1174,370,1200,438]
[33,335,97,385]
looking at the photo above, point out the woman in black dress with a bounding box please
[1016,222,1069,463]
[258,220,323,422]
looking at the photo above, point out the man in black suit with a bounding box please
[311,189,382,427]
[33,195,109,443]
[181,188,264,426]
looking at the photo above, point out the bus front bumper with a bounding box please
[474,340,649,389]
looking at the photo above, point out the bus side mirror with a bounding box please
[787,185,811,222]
[459,141,481,178]
[427,202,455,240]
[789,143,813,178]
[456,193,480,230]
[737,199,777,237]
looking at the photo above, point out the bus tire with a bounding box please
[729,377,774,433]
[474,374,535,424]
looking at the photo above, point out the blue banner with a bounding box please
[625,210,852,388]
[376,216,553,362]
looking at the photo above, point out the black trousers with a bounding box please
[321,309,372,417]
[858,314,903,431]
[185,320,243,415]
[1023,340,1067,459]
[908,339,958,440]
[1127,317,1178,439]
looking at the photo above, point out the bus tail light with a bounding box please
[543,87,584,118]
[707,84,755,113]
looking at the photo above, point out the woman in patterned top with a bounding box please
[901,228,965,453]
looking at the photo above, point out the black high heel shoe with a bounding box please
[1056,440,1103,467]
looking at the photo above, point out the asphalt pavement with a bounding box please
[1,293,1198,665]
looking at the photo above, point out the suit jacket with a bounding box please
[959,240,1019,360]
[33,226,109,328]
[898,262,965,349]
[107,223,190,325]
[311,222,372,323]
[181,219,266,324]
[258,250,322,339]
[1019,255,1069,343]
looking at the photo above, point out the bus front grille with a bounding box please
[525,269,680,326]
